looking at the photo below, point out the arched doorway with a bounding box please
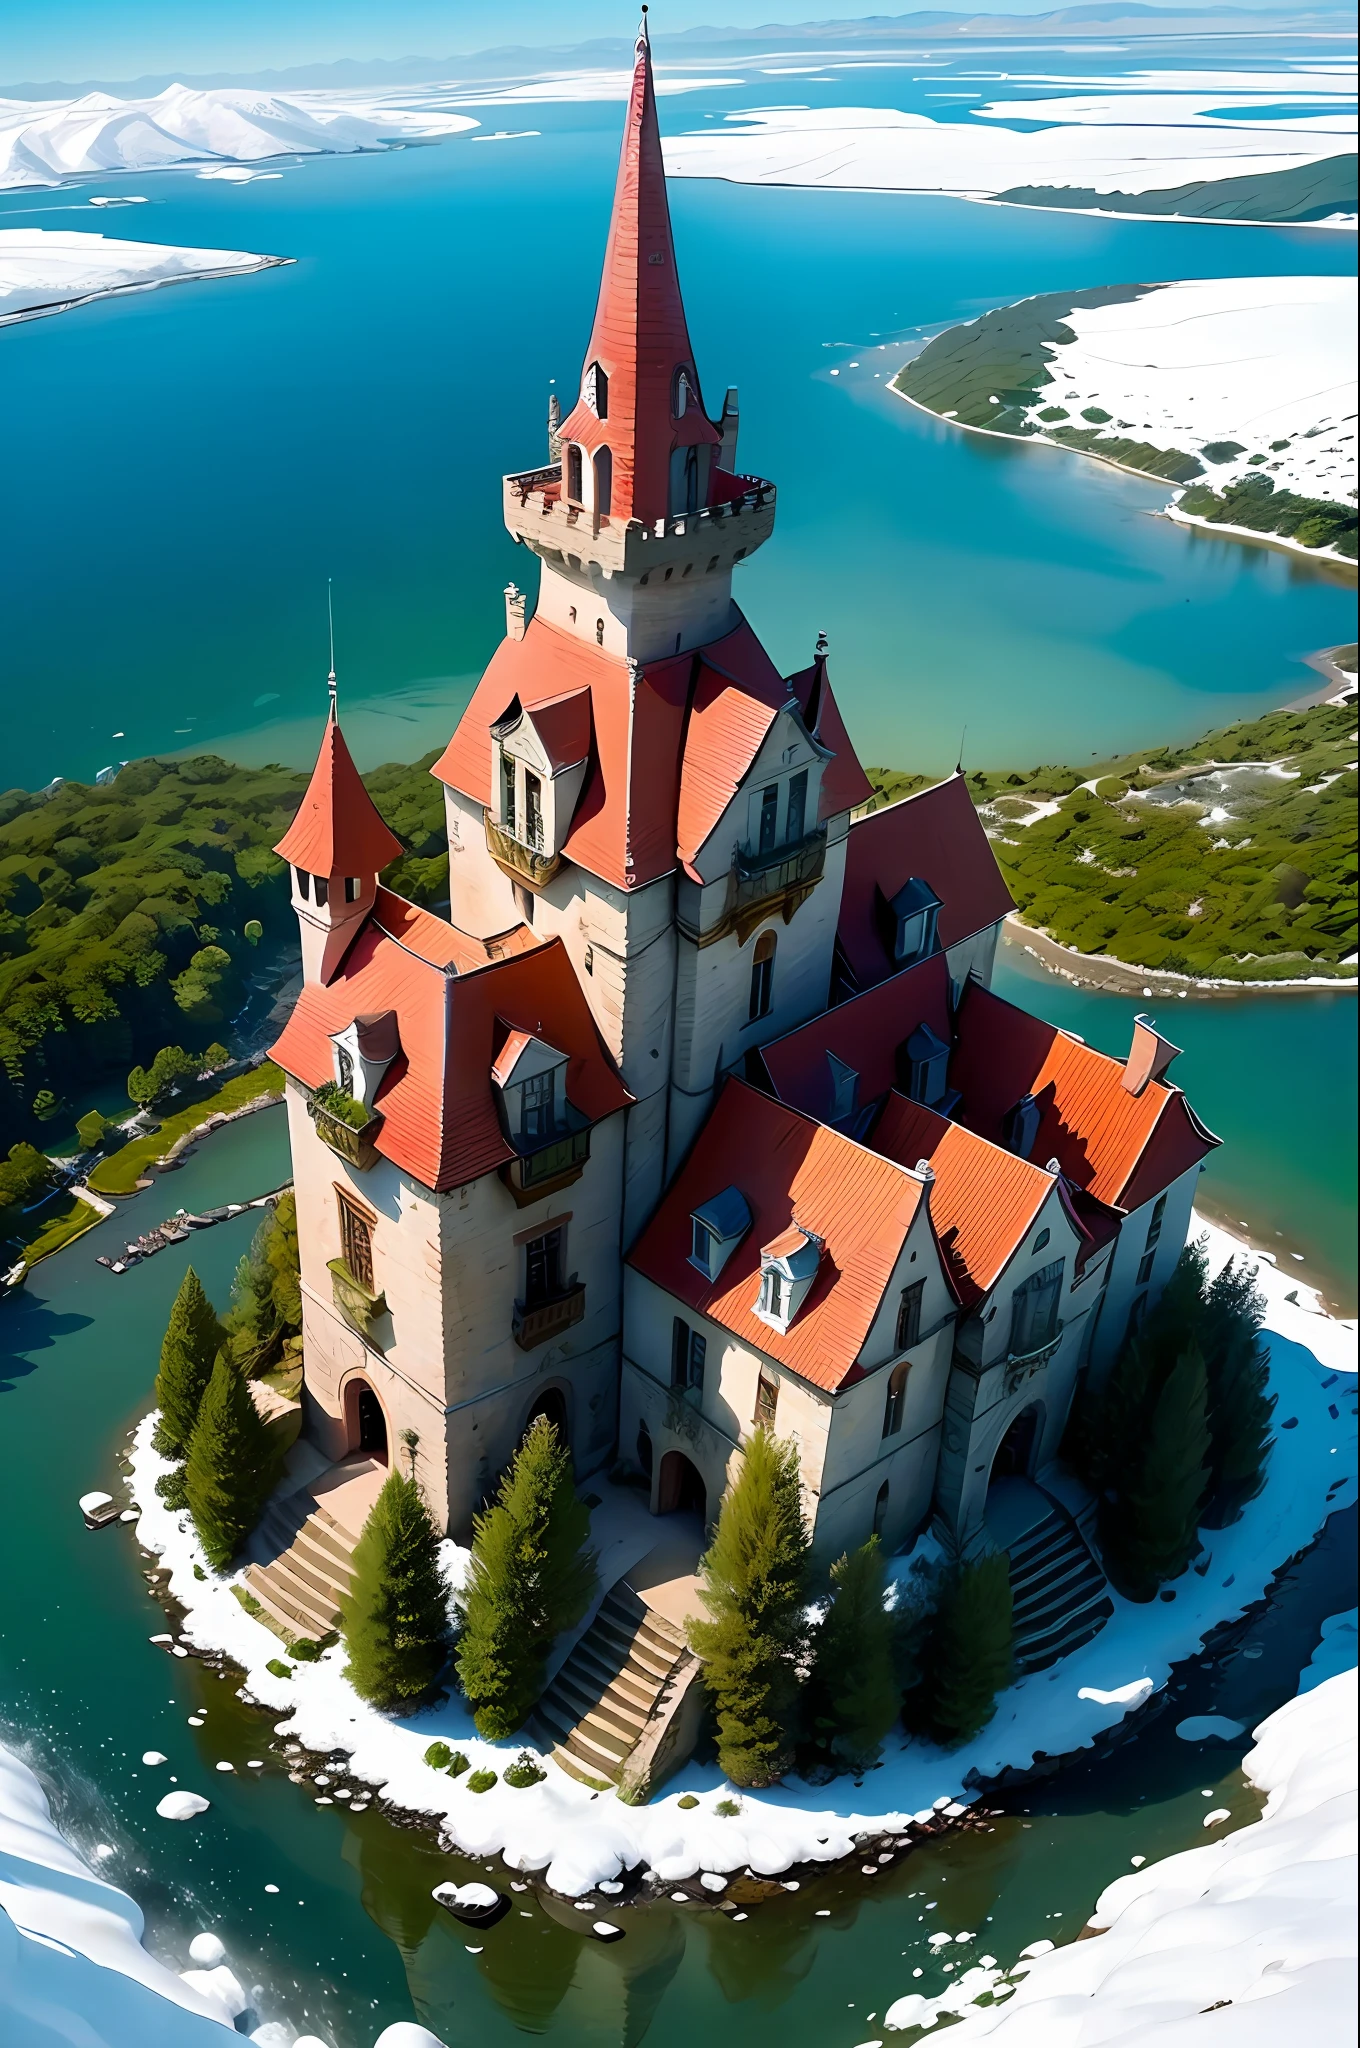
[524,1387,568,1446]
[344,1377,388,1463]
[991,1405,1040,1484]
[657,1450,705,1519]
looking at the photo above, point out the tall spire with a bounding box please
[557,9,720,527]
[326,577,337,716]
[274,717,402,878]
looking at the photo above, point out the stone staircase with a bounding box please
[531,1583,691,1790]
[1005,1507,1114,1675]
[243,1491,359,1646]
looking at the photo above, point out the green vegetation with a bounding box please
[290,1636,323,1661]
[127,1044,202,1108]
[456,1417,598,1739]
[1098,1338,1211,1602]
[902,1552,1015,1747]
[424,1741,453,1770]
[467,1769,498,1793]
[222,1190,301,1374]
[310,1081,371,1129]
[152,1266,227,1459]
[992,153,1357,224]
[0,749,447,1151]
[266,1657,292,1679]
[75,1108,109,1151]
[0,1140,55,1214]
[17,1193,101,1266]
[184,1350,278,1571]
[341,1471,451,1713]
[445,1751,470,1777]
[88,1061,284,1195]
[715,1797,741,1817]
[677,1793,699,1810]
[504,1751,547,1788]
[1178,473,1357,559]
[688,1426,811,1789]
[867,699,1357,981]
[804,1538,900,1774]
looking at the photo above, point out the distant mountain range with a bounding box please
[5,4,1353,100]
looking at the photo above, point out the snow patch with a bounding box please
[0,227,287,327]
[155,1791,210,1821]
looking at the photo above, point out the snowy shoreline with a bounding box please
[1005,917,1359,998]
[120,1213,1356,1902]
[0,228,290,327]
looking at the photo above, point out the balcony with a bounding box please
[328,1257,388,1344]
[694,825,828,947]
[1002,1326,1064,1395]
[513,1281,586,1351]
[484,813,562,891]
[502,463,776,583]
[498,1124,591,1207]
[308,1096,384,1171]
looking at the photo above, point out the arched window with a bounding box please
[684,444,699,512]
[673,365,692,417]
[593,445,612,518]
[595,616,605,646]
[749,930,776,1021]
[873,1480,890,1538]
[295,867,311,902]
[566,443,583,503]
[584,361,608,419]
[882,1361,909,1439]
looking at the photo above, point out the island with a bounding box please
[0,228,291,328]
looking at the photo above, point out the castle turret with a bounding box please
[274,708,402,985]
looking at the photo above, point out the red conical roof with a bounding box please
[558,17,719,526]
[274,711,403,875]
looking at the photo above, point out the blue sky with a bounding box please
[7,0,1157,85]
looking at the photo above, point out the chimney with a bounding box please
[1122,1014,1181,1096]
[718,387,739,471]
[547,391,562,462]
[504,583,527,641]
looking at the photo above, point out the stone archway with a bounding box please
[990,1404,1041,1486]
[524,1386,569,1445]
[657,1450,706,1519]
[343,1376,389,1464]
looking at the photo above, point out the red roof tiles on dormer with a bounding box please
[949,981,1219,1212]
[759,951,953,1121]
[837,776,1015,992]
[786,660,874,821]
[273,712,404,877]
[557,21,720,526]
[270,919,631,1193]
[523,688,593,773]
[627,1078,931,1393]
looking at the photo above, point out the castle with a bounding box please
[270,24,1217,1578]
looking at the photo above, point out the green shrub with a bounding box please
[456,1416,597,1739]
[715,1798,741,1817]
[152,1266,226,1459]
[1081,406,1111,423]
[467,1769,497,1793]
[183,1352,278,1570]
[266,1658,292,1679]
[243,920,264,945]
[1094,777,1129,800]
[504,1750,547,1788]
[677,1793,699,1810]
[1099,1341,1210,1600]
[904,1552,1014,1747]
[424,1741,453,1770]
[804,1538,899,1773]
[75,1109,109,1151]
[446,1752,470,1777]
[223,1191,301,1373]
[310,1081,371,1129]
[688,1427,811,1788]
[290,1637,323,1660]
[155,1465,189,1510]
[341,1471,451,1712]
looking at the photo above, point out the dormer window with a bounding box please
[583,362,608,419]
[490,690,591,872]
[673,366,693,418]
[755,1224,821,1334]
[904,1022,950,1107]
[329,1010,400,1112]
[890,877,941,964]
[492,1032,569,1147]
[1003,1093,1041,1160]
[689,1186,752,1281]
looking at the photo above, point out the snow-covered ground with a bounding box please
[1036,276,1357,502]
[0,83,478,192]
[883,1665,1357,2040]
[123,1211,1356,1901]
[0,226,287,325]
[662,62,1357,215]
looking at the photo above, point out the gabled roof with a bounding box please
[837,775,1015,992]
[273,712,404,877]
[759,950,953,1122]
[556,21,719,527]
[627,1078,932,1393]
[870,1091,1056,1307]
[786,658,874,820]
[949,981,1219,1212]
[270,919,630,1193]
[508,688,593,774]
[674,619,791,874]
[371,889,537,974]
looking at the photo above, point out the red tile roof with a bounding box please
[525,688,592,773]
[370,889,536,975]
[949,981,1219,1211]
[870,1092,1054,1307]
[674,618,789,874]
[627,1078,931,1393]
[556,23,720,527]
[270,918,631,1193]
[273,712,403,877]
[786,659,874,821]
[837,776,1015,992]
[759,951,953,1121]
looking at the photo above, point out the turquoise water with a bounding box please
[2,74,1353,791]
[993,939,1358,1311]
[1,1109,1350,2048]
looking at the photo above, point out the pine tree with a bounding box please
[1099,1342,1211,1601]
[688,1426,811,1788]
[1200,1257,1275,1526]
[456,1417,598,1739]
[223,1193,301,1374]
[1074,1241,1209,1494]
[804,1538,899,1773]
[342,1471,451,1711]
[184,1352,277,1571]
[914,1551,1014,1748]
[152,1266,226,1457]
